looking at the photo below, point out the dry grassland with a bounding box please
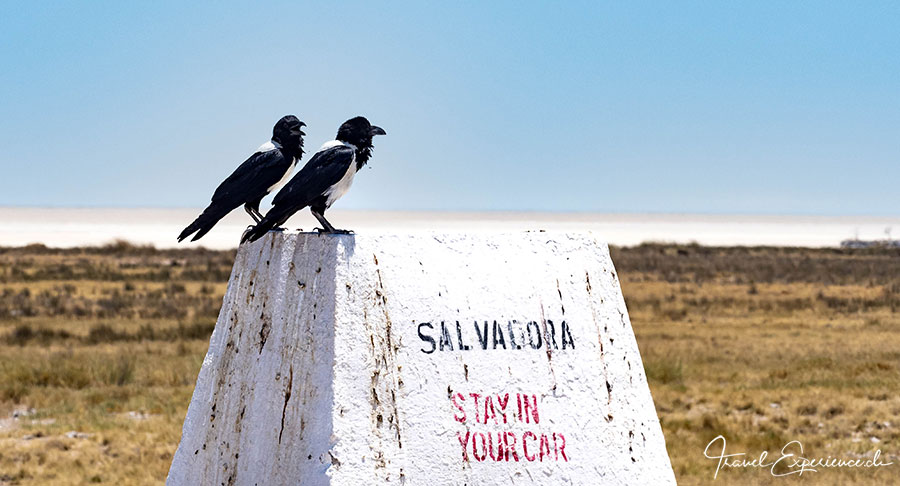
[612,244,900,485]
[0,242,897,485]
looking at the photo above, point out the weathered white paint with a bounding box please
[167,232,675,485]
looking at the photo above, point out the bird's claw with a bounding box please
[314,227,354,235]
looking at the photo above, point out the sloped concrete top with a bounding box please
[167,232,675,485]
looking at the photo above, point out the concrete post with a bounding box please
[167,232,675,485]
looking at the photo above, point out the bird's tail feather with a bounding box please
[177,206,228,242]
[241,206,294,244]
[240,220,273,244]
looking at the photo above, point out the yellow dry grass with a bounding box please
[0,242,898,485]
[615,244,900,485]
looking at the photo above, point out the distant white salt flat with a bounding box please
[0,207,897,249]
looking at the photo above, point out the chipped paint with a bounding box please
[167,232,675,485]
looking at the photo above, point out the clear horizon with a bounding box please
[4,207,900,250]
[2,2,898,215]
[4,205,900,219]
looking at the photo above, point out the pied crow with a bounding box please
[241,116,386,243]
[177,115,306,242]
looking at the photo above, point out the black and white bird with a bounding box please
[177,115,306,242]
[241,116,386,243]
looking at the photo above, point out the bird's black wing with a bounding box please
[241,145,354,243]
[210,147,291,205]
[271,144,354,209]
[178,147,291,242]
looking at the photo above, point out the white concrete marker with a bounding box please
[167,232,676,485]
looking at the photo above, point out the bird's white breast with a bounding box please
[268,157,298,193]
[323,141,358,208]
[255,140,295,193]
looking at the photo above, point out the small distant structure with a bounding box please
[841,227,900,249]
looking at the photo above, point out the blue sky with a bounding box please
[1,1,898,214]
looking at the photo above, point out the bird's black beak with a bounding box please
[370,126,386,136]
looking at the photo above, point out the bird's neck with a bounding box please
[338,138,373,169]
[355,145,373,169]
[274,138,304,160]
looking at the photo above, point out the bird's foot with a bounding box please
[314,227,354,235]
[271,226,287,232]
